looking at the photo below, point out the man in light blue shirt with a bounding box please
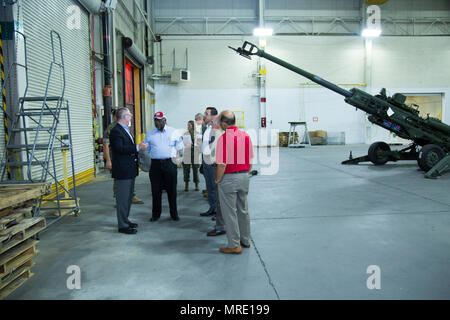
[144,111,183,222]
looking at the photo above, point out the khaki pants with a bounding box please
[218,172,250,248]
[215,183,225,231]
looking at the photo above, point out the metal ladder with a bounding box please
[0,30,79,225]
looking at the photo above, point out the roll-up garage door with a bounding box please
[22,0,93,182]
[0,105,4,160]
[0,24,6,169]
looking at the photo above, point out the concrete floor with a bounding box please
[6,145,450,300]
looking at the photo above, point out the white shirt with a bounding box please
[202,124,213,156]
[194,122,203,137]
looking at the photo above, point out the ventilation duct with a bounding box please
[77,0,102,13]
[123,37,149,66]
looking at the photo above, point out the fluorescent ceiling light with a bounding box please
[253,28,273,37]
[362,28,381,37]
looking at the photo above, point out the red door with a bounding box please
[124,60,135,136]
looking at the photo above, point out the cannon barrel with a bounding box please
[229,41,450,177]
[229,41,450,149]
[230,41,352,98]
[259,49,353,98]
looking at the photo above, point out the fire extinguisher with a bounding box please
[261,117,266,128]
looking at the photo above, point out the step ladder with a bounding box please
[0,30,79,226]
[288,121,311,148]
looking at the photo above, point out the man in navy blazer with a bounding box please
[110,107,148,234]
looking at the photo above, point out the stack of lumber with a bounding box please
[0,183,49,299]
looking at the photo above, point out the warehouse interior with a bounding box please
[0,0,449,300]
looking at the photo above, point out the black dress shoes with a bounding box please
[172,216,180,221]
[128,222,138,228]
[207,228,226,236]
[200,210,216,217]
[150,217,159,222]
[118,227,137,234]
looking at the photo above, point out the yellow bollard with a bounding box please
[62,149,69,198]
[136,133,145,145]
[60,134,70,199]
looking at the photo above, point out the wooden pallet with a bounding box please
[0,201,34,219]
[0,261,35,300]
[0,183,51,211]
[0,239,39,277]
[0,208,33,234]
[40,198,80,217]
[0,241,37,299]
[0,258,35,290]
[0,217,46,255]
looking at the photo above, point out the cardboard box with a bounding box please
[309,130,327,138]
[315,130,327,138]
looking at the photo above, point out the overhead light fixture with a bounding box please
[253,27,273,37]
[362,28,381,37]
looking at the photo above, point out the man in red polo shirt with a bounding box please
[215,110,254,254]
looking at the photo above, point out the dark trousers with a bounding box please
[183,163,200,183]
[202,161,217,212]
[113,178,136,198]
[149,159,178,219]
[115,178,135,229]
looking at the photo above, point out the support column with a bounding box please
[364,39,373,144]
[257,0,268,146]
[361,0,374,144]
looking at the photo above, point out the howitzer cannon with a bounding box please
[229,41,450,178]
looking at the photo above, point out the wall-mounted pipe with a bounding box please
[102,8,112,129]
[172,48,176,69]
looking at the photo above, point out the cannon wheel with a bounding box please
[417,144,445,172]
[368,141,391,165]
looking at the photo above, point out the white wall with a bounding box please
[152,86,260,131]
[153,35,450,144]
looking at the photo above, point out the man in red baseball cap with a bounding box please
[142,111,183,221]
[154,111,164,120]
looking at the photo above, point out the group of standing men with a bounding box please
[104,106,254,254]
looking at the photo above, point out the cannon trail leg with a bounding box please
[424,154,450,179]
[342,143,418,165]
[342,154,370,165]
